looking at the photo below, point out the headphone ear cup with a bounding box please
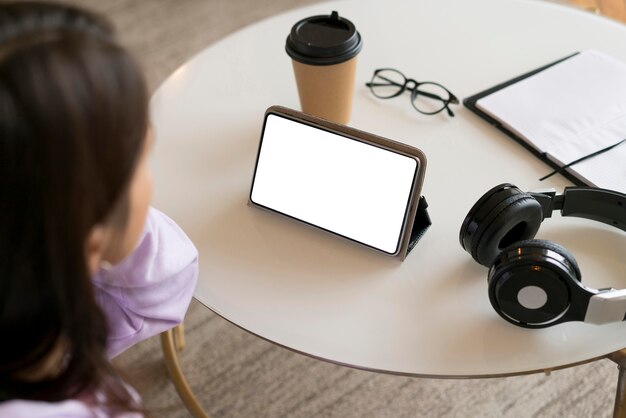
[460,184,543,267]
[487,239,581,328]
[511,239,582,281]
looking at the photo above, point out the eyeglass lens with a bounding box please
[411,82,451,115]
[369,69,406,99]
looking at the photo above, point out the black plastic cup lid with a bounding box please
[286,11,362,66]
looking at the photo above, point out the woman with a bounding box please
[0,2,198,416]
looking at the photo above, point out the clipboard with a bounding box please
[463,52,588,187]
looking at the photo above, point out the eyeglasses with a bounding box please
[366,68,459,117]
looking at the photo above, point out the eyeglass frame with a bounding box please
[366,68,459,117]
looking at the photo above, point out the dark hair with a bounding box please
[0,1,148,412]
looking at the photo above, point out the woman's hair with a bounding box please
[0,1,148,411]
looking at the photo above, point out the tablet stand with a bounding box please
[406,196,432,255]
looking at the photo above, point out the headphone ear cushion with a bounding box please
[470,193,543,267]
[508,239,582,281]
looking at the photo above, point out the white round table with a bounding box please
[150,0,626,382]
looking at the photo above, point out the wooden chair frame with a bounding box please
[160,325,210,418]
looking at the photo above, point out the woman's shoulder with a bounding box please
[0,398,143,417]
[95,206,198,283]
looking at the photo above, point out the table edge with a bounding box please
[194,297,615,379]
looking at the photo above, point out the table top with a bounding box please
[150,0,626,377]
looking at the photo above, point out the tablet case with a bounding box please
[250,106,432,261]
[407,195,431,255]
[463,52,589,187]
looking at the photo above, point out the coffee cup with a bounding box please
[285,11,362,124]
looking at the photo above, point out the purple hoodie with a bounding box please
[0,207,199,417]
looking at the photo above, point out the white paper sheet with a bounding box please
[476,50,626,193]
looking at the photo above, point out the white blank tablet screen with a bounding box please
[250,114,418,254]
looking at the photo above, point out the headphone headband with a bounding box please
[529,187,626,231]
[585,289,626,324]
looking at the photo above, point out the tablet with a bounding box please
[249,106,430,260]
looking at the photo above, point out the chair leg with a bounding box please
[174,322,186,352]
[609,349,626,418]
[161,326,210,418]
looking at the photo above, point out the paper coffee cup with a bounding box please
[286,11,362,124]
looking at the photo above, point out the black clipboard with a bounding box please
[463,52,589,187]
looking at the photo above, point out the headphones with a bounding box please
[459,183,626,328]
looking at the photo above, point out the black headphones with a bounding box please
[459,183,626,328]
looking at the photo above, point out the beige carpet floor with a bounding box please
[44,0,623,416]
